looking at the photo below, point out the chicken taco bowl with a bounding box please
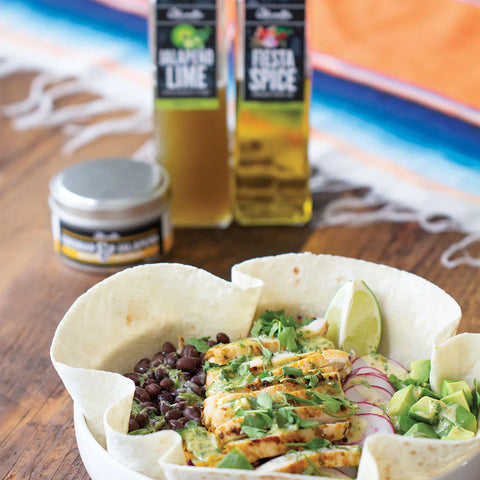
[51,253,480,480]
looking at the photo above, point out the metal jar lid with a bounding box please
[49,158,170,228]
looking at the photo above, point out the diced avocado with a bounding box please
[404,422,439,439]
[392,415,417,434]
[443,425,475,441]
[442,390,470,411]
[441,379,473,407]
[455,405,477,432]
[439,404,477,433]
[386,385,419,417]
[409,397,443,425]
[436,417,454,438]
[409,360,431,384]
[417,386,440,400]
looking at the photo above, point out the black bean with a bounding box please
[165,408,182,422]
[181,345,198,357]
[164,352,179,368]
[135,411,148,427]
[124,373,140,385]
[158,391,174,403]
[207,339,216,347]
[216,332,230,344]
[168,419,184,430]
[128,418,140,432]
[151,359,162,368]
[192,357,201,367]
[176,356,197,372]
[144,377,156,385]
[159,377,174,391]
[173,388,186,398]
[134,363,150,374]
[186,382,202,396]
[141,401,155,409]
[159,400,171,415]
[162,341,176,354]
[183,372,192,380]
[145,383,162,397]
[199,352,205,363]
[154,368,167,381]
[175,400,187,411]
[144,406,159,415]
[152,352,165,362]
[145,370,156,380]
[193,403,203,414]
[184,406,201,421]
[134,387,151,403]
[191,372,206,386]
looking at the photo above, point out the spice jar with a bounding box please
[48,158,173,272]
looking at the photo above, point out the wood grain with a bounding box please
[0,71,479,480]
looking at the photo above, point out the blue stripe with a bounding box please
[311,69,480,169]
[12,0,148,49]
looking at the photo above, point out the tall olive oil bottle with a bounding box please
[233,0,312,226]
[150,0,231,228]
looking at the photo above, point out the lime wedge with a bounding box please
[325,280,382,356]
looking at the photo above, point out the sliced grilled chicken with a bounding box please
[206,349,349,396]
[206,350,324,387]
[222,420,352,463]
[264,350,350,380]
[256,446,362,473]
[215,405,355,447]
[203,381,343,429]
[204,318,329,366]
[206,368,341,397]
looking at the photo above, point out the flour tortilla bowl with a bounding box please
[51,254,480,480]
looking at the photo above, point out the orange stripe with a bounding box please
[310,128,480,206]
[0,23,150,86]
[307,0,480,111]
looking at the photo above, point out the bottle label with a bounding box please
[243,0,305,107]
[155,1,218,110]
[51,214,173,268]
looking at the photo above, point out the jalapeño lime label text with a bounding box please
[155,0,218,109]
[243,0,305,103]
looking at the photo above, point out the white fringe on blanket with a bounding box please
[0,59,153,153]
[308,167,480,270]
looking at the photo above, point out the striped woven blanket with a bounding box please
[2,0,480,266]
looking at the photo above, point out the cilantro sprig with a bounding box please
[251,310,303,352]
[234,391,323,439]
[186,337,211,353]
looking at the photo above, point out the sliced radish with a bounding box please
[346,413,395,447]
[343,373,396,396]
[344,383,393,404]
[350,366,389,379]
[317,467,355,478]
[356,401,388,417]
[351,355,408,379]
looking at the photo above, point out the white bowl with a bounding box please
[74,404,480,480]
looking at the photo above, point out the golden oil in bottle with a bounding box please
[151,0,231,228]
[233,0,312,226]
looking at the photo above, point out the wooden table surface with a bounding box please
[1,72,479,480]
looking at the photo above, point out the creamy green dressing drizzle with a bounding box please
[181,426,220,462]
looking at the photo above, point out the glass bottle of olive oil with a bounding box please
[233,0,311,226]
[151,0,231,228]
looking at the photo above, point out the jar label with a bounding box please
[51,215,173,268]
[243,0,305,106]
[154,0,219,110]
